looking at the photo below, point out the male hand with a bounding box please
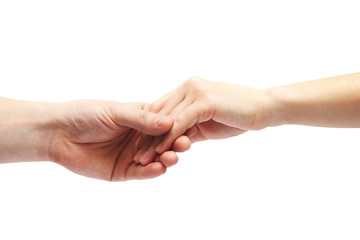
[50,100,191,181]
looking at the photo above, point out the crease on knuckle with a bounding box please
[173,115,187,134]
[138,111,151,132]
[150,103,161,113]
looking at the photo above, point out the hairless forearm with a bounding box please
[267,73,360,128]
[0,98,57,163]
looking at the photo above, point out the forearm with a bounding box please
[267,73,360,127]
[0,98,59,163]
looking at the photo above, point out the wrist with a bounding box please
[264,86,294,127]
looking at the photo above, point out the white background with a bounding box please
[1,0,360,239]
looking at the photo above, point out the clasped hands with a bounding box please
[50,77,269,181]
[2,73,359,181]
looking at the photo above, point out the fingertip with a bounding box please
[133,150,142,164]
[172,136,191,152]
[138,162,167,180]
[154,115,173,128]
[116,106,173,136]
[158,151,179,167]
[151,115,173,136]
[155,121,191,154]
[151,162,167,176]
[155,143,164,154]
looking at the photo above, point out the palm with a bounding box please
[63,129,148,181]
[51,101,174,181]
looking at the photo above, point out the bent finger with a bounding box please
[172,135,192,152]
[155,103,208,154]
[150,89,177,113]
[124,162,167,181]
[156,151,179,168]
[111,103,174,136]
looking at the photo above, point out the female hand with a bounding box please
[135,77,271,165]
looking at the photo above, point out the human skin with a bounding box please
[0,98,191,181]
[135,73,360,164]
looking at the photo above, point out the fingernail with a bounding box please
[134,150,142,162]
[155,144,163,154]
[155,116,169,127]
[140,151,149,165]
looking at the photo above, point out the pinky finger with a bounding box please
[124,162,167,181]
[156,151,179,167]
[172,135,192,152]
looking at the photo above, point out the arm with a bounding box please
[0,97,191,181]
[268,73,360,128]
[0,98,55,163]
[135,73,360,162]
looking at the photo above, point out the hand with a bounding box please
[50,100,191,181]
[135,77,271,164]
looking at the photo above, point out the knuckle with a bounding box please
[184,76,206,95]
[172,118,185,133]
[139,111,151,130]
[174,115,183,125]
[184,76,202,88]
[140,103,148,111]
[149,103,161,113]
[175,111,187,123]
[187,76,201,83]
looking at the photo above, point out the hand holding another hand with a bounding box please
[48,101,191,181]
[134,77,271,165]
[3,74,358,181]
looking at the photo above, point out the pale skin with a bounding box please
[0,98,191,181]
[1,73,360,180]
[135,73,360,165]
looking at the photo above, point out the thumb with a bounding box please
[112,103,174,136]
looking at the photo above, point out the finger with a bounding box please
[133,135,154,164]
[187,133,204,143]
[133,133,144,164]
[138,84,191,159]
[141,98,194,159]
[129,99,188,165]
[184,125,205,143]
[139,136,164,166]
[124,102,151,111]
[124,162,167,181]
[163,97,194,117]
[110,103,174,136]
[156,151,178,168]
[185,125,198,137]
[172,135,192,152]
[156,102,210,154]
[155,92,187,116]
[149,89,177,113]
[185,125,205,143]
[152,83,194,116]
[139,134,192,165]
[140,134,192,165]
